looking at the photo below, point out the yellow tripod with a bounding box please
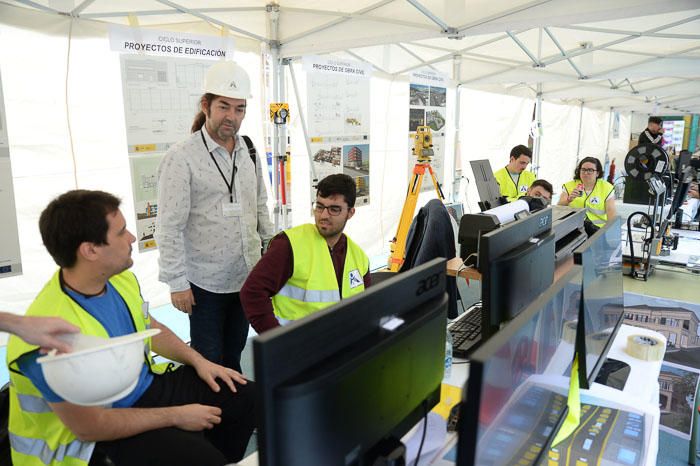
[388,126,445,272]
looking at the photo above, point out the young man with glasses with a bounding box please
[240,174,370,333]
[558,157,616,232]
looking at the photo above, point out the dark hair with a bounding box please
[648,116,662,125]
[316,174,357,208]
[510,145,532,160]
[39,190,121,268]
[191,93,216,133]
[574,157,604,180]
[530,179,553,196]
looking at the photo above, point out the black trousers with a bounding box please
[189,285,249,373]
[91,366,256,466]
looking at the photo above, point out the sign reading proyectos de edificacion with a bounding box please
[109,25,235,59]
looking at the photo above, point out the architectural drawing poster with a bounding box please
[408,69,447,193]
[303,56,371,206]
[116,33,232,250]
[0,70,22,278]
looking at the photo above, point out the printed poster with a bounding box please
[0,70,22,278]
[624,292,700,438]
[115,29,233,251]
[408,69,447,193]
[303,56,371,206]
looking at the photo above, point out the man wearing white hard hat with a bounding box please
[7,190,255,466]
[156,60,274,372]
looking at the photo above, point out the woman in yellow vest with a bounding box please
[558,157,616,230]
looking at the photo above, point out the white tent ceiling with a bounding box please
[3,0,700,113]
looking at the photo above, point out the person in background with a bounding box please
[0,312,78,353]
[558,157,616,233]
[241,174,370,334]
[494,145,536,202]
[637,116,664,146]
[7,190,255,466]
[526,179,553,204]
[155,60,274,372]
[607,158,616,184]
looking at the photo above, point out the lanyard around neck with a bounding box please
[201,130,237,203]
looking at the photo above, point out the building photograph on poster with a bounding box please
[429,86,446,107]
[426,109,445,131]
[343,144,369,177]
[409,108,425,132]
[409,83,429,106]
[658,362,700,438]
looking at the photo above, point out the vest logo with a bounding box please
[590,196,600,204]
[349,269,363,289]
[519,185,528,193]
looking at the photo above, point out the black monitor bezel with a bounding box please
[573,217,624,390]
[254,258,448,466]
[478,207,554,339]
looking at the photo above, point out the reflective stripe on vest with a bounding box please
[17,393,52,413]
[7,270,150,466]
[272,224,368,321]
[10,433,94,465]
[277,283,340,303]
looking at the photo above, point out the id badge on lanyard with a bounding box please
[202,130,242,217]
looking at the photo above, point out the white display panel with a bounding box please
[0,70,22,278]
[304,56,372,206]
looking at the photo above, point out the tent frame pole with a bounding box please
[532,85,542,177]
[575,100,584,163]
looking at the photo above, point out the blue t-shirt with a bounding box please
[17,283,154,407]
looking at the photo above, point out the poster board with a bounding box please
[303,56,372,206]
[0,70,22,278]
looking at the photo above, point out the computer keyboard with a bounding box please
[449,304,483,359]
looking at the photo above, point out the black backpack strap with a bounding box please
[242,135,256,166]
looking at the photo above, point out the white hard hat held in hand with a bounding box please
[37,329,160,406]
[203,61,252,99]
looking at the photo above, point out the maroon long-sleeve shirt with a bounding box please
[240,231,371,334]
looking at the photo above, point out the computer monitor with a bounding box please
[676,150,692,179]
[573,217,624,389]
[254,258,449,466]
[470,159,506,211]
[478,207,555,340]
[458,267,583,466]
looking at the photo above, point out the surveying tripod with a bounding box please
[388,126,445,272]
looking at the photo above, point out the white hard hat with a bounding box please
[203,61,252,99]
[37,329,160,406]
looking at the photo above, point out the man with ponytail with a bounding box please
[156,61,274,373]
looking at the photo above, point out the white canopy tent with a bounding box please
[0,0,698,312]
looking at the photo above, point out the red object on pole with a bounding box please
[279,159,287,206]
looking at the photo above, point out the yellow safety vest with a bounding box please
[563,179,615,227]
[272,224,369,321]
[494,167,536,202]
[6,270,162,466]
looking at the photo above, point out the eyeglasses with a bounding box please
[313,202,344,216]
[580,168,598,174]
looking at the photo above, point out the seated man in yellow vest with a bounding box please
[494,145,537,202]
[241,174,370,334]
[6,190,255,466]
